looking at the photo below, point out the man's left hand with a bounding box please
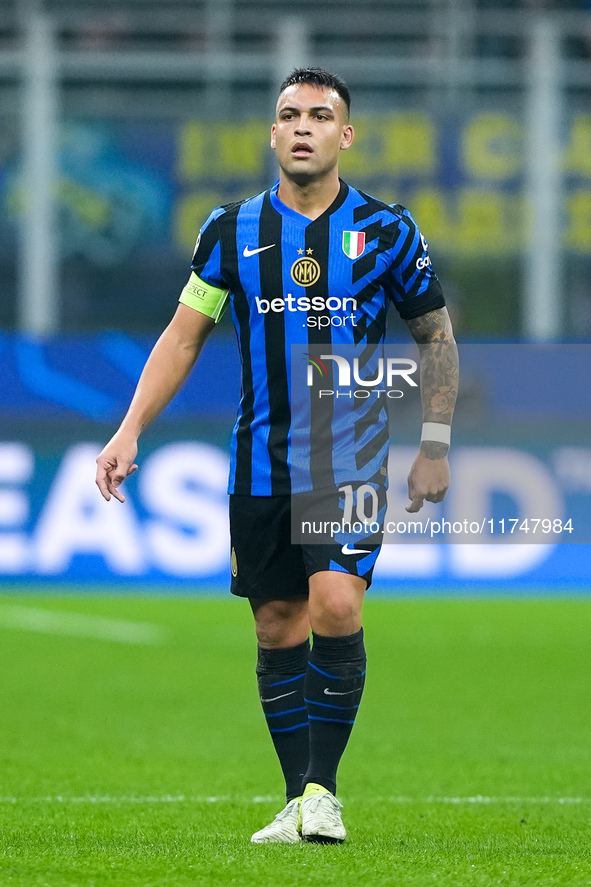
[406,449,450,513]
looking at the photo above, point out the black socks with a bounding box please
[257,629,366,799]
[303,629,366,796]
[256,639,310,801]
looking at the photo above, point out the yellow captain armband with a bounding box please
[179,272,229,322]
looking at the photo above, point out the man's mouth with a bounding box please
[292,143,314,156]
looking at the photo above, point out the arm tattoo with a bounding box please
[406,308,459,459]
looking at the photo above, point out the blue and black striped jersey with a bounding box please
[188,179,445,495]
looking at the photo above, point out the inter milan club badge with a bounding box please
[342,231,365,259]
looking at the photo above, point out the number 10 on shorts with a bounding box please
[339,484,380,528]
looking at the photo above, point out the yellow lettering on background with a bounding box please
[178,121,267,180]
[216,121,267,175]
[175,192,223,252]
[340,114,435,177]
[411,189,453,247]
[339,115,376,176]
[457,190,505,253]
[179,122,207,180]
[400,188,523,254]
[456,190,522,254]
[360,187,525,255]
[383,114,435,174]
[463,114,522,179]
[564,190,591,250]
[565,117,591,177]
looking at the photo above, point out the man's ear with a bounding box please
[340,124,354,151]
[270,123,276,150]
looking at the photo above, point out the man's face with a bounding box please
[271,83,354,184]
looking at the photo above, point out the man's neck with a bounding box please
[276,172,341,221]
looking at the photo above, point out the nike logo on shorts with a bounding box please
[341,543,371,555]
[260,690,297,703]
[243,244,276,257]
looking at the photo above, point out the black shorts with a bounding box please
[229,486,385,600]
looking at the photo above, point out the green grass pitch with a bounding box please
[0,591,590,886]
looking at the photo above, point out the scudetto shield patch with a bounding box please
[342,231,365,259]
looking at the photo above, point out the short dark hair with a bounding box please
[278,67,351,119]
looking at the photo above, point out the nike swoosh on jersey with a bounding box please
[341,543,371,555]
[243,244,276,257]
[260,690,297,703]
[324,688,358,696]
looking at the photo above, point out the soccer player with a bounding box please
[96,67,458,844]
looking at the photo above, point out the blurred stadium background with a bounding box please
[1,0,590,592]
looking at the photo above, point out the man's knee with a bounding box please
[308,572,366,637]
[250,597,309,648]
[312,595,359,635]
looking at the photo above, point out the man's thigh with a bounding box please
[229,494,308,599]
[295,482,386,590]
[230,486,385,600]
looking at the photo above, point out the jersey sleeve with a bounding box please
[179,208,230,322]
[386,207,446,320]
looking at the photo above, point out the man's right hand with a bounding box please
[94,304,215,504]
[95,433,139,503]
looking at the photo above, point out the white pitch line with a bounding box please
[0,795,276,805]
[0,795,588,806]
[385,796,591,806]
[0,605,167,645]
